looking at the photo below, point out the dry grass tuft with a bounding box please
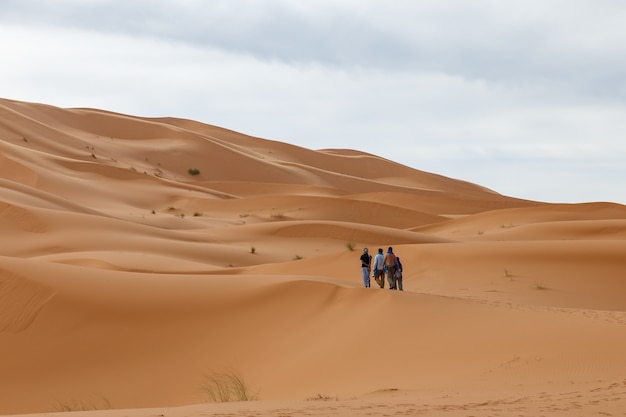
[51,398,111,412]
[199,368,258,402]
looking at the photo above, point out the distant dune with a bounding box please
[1,98,625,417]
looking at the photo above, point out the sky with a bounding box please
[2,0,626,204]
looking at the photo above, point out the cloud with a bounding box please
[5,0,626,93]
[5,2,624,70]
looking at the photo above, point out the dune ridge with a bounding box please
[1,97,625,416]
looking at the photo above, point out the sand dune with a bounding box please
[1,98,626,416]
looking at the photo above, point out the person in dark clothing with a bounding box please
[359,247,372,288]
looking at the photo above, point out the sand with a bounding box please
[1,97,625,416]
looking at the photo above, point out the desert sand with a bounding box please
[1,97,625,416]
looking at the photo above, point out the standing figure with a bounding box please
[383,246,399,290]
[359,248,372,288]
[395,256,404,291]
[372,248,385,288]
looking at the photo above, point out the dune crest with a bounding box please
[1,98,625,416]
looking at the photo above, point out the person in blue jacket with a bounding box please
[372,248,386,288]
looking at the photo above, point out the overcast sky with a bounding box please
[2,0,626,204]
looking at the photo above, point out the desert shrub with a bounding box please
[188,168,200,175]
[51,398,111,412]
[306,393,338,401]
[199,369,258,402]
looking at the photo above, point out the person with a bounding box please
[372,248,385,288]
[383,246,399,290]
[359,247,372,288]
[395,256,404,291]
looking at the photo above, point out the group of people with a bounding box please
[359,246,403,290]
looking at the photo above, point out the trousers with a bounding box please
[361,267,371,287]
[385,265,397,289]
[374,270,385,288]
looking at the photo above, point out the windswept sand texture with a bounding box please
[1,97,625,416]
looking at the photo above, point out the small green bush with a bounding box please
[188,168,200,175]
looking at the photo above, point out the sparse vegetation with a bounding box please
[346,242,356,251]
[51,398,111,412]
[193,212,203,217]
[535,281,547,290]
[504,269,513,278]
[167,207,185,217]
[293,255,303,260]
[199,368,258,403]
[306,393,338,401]
[188,168,200,175]
[250,246,256,254]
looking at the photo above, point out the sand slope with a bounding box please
[1,98,625,416]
